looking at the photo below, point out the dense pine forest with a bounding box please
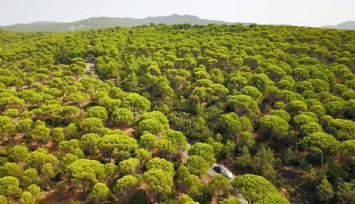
[0,24,354,204]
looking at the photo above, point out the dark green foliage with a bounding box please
[128,190,150,204]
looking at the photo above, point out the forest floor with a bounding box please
[40,182,83,204]
[277,166,310,203]
[180,143,191,164]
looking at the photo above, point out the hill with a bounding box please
[0,14,241,32]
[322,20,355,30]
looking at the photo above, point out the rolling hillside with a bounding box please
[322,20,355,30]
[0,14,242,32]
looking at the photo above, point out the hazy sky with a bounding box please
[0,0,354,27]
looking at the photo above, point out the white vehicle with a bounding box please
[222,169,233,179]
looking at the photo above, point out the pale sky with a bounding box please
[0,0,354,27]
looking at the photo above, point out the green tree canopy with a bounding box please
[67,159,106,193]
[231,174,287,203]
[86,182,111,204]
[86,106,109,121]
[188,143,216,164]
[114,175,140,196]
[301,132,340,167]
[143,169,173,202]
[0,176,22,198]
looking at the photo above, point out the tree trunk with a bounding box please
[82,181,87,195]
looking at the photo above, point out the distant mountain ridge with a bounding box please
[322,21,355,30]
[2,15,354,32]
[0,14,240,32]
